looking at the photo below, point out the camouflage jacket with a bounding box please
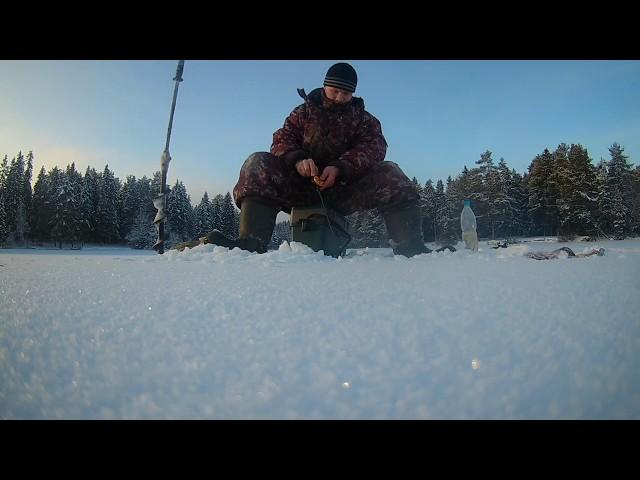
[270,87,388,183]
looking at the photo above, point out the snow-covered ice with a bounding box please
[1,239,639,419]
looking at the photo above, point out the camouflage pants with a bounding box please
[233,152,419,216]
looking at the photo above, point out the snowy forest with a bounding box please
[1,142,639,250]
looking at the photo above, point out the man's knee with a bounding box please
[370,161,415,189]
[373,161,405,177]
[234,152,285,209]
[372,161,419,207]
[242,151,275,171]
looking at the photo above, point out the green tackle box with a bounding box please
[290,206,351,258]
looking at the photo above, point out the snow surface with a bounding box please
[1,239,639,419]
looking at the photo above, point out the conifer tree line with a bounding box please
[349,142,639,246]
[0,151,241,249]
[1,142,638,249]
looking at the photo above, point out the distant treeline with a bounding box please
[0,152,240,250]
[1,143,638,250]
[351,142,640,246]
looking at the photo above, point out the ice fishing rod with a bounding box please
[153,60,185,254]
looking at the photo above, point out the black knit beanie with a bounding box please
[323,62,357,93]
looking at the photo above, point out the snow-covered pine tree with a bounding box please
[132,175,153,225]
[0,190,8,244]
[357,210,375,247]
[510,169,529,238]
[630,166,640,237]
[113,175,123,239]
[134,175,157,242]
[0,156,8,244]
[475,150,494,179]
[411,176,426,238]
[47,166,65,247]
[592,158,612,238]
[220,192,238,240]
[375,209,389,247]
[3,152,25,239]
[211,194,224,232]
[471,151,492,236]
[29,166,49,242]
[422,179,436,242]
[269,219,291,249]
[358,208,387,247]
[439,176,461,245]
[126,207,157,249]
[605,143,634,239]
[184,185,196,240]
[81,166,100,243]
[486,158,512,239]
[118,175,139,242]
[527,148,559,237]
[526,151,545,236]
[0,155,7,189]
[346,210,362,247]
[194,192,213,238]
[474,150,506,239]
[166,180,194,244]
[64,163,83,247]
[456,165,474,201]
[412,176,424,209]
[95,165,120,244]
[434,179,446,243]
[556,144,598,238]
[554,143,576,240]
[22,151,33,241]
[14,199,26,244]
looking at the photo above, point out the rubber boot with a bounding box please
[383,202,456,257]
[173,197,278,253]
[383,202,431,257]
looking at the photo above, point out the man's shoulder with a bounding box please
[360,108,381,125]
[286,102,308,119]
[351,97,378,121]
[291,103,307,113]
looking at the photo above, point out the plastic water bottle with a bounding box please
[461,199,478,252]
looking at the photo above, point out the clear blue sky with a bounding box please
[1,60,639,207]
